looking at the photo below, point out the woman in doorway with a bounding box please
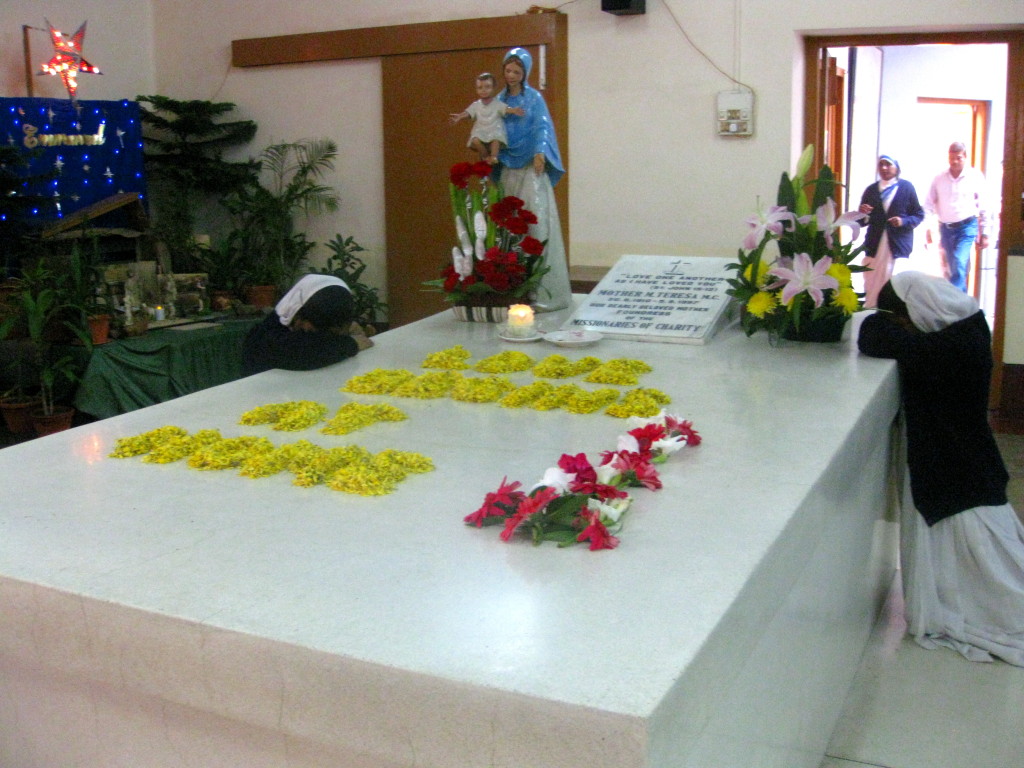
[858,271,1024,666]
[858,155,925,307]
[496,46,572,312]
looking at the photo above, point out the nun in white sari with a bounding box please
[859,271,1024,666]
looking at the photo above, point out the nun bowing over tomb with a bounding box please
[242,274,372,376]
[858,271,1024,666]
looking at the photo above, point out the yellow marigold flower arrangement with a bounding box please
[391,370,461,399]
[240,401,329,431]
[499,381,556,408]
[342,368,416,395]
[473,350,535,374]
[188,435,276,470]
[422,345,472,370]
[583,358,653,386]
[321,402,408,435]
[143,428,223,464]
[450,375,517,403]
[532,354,601,379]
[109,425,189,458]
[605,387,672,418]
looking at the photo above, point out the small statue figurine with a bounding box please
[161,272,178,318]
[449,72,523,164]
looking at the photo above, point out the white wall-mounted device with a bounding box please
[716,90,754,137]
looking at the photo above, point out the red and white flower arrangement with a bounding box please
[423,162,549,303]
[464,411,701,550]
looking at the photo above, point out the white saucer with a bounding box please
[543,329,603,347]
[498,330,544,343]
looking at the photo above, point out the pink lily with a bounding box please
[768,252,838,307]
[815,198,867,249]
[743,203,796,250]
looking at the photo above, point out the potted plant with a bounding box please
[316,233,388,333]
[222,138,340,304]
[7,261,91,435]
[63,237,115,345]
[137,95,258,274]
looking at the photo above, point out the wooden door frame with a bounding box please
[805,29,1024,411]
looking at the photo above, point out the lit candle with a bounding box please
[154,305,165,322]
[506,304,535,338]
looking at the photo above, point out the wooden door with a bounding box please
[383,45,568,327]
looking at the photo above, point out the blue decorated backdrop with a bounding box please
[1,97,146,226]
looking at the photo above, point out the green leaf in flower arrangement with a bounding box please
[541,493,589,526]
[811,164,837,212]
[537,528,581,547]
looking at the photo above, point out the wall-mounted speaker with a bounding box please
[602,0,646,15]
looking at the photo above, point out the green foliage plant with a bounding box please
[317,234,388,328]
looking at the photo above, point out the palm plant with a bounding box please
[222,138,340,293]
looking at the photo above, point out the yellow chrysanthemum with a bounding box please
[831,286,860,315]
[826,262,853,288]
[743,259,770,286]
[746,290,778,319]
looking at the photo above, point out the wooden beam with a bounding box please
[232,13,563,68]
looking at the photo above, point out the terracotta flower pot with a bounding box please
[32,405,75,437]
[87,314,112,345]
[244,285,278,308]
[1,396,41,434]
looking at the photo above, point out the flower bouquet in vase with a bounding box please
[423,162,549,322]
[726,145,869,342]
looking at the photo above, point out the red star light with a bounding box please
[40,20,101,100]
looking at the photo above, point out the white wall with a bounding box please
[1,0,1022,348]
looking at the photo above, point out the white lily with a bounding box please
[589,496,632,525]
[452,248,473,279]
[534,465,574,494]
[595,463,619,486]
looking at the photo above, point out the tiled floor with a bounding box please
[820,433,1024,768]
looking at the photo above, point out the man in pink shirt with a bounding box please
[925,141,990,293]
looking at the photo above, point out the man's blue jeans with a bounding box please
[939,217,978,293]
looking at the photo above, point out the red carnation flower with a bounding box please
[520,236,544,256]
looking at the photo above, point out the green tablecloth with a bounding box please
[74,318,261,418]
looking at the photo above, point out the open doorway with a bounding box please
[820,43,1005,318]
[805,30,1024,410]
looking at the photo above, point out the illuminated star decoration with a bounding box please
[40,20,102,101]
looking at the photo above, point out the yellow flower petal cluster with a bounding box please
[605,388,672,418]
[532,354,602,379]
[188,435,276,470]
[450,375,518,403]
[239,401,329,431]
[143,428,223,464]
[342,368,416,395]
[499,381,556,408]
[473,350,535,373]
[391,370,461,399]
[746,290,778,319]
[109,426,189,457]
[321,402,408,435]
[560,386,621,414]
[422,345,472,370]
[325,449,434,496]
[111,427,433,496]
[583,358,653,386]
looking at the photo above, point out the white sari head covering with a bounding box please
[890,271,979,333]
[275,274,350,326]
